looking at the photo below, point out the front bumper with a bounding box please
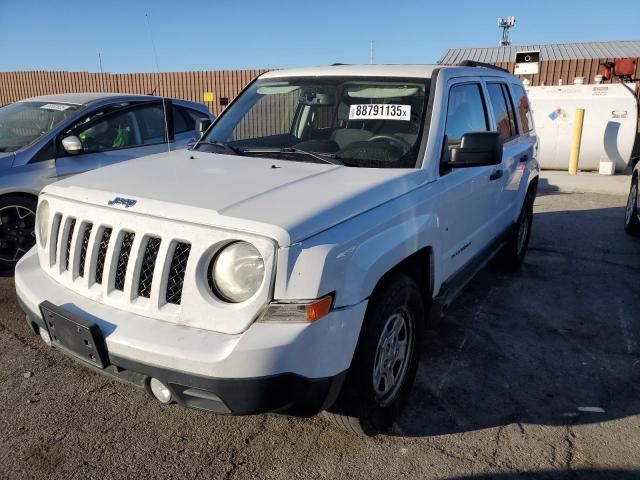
[15,249,367,415]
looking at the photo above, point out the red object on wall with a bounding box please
[602,66,612,80]
[614,58,637,77]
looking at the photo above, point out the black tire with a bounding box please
[0,194,38,269]
[495,192,534,272]
[323,273,424,436]
[624,176,640,236]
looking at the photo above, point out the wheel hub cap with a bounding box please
[372,306,413,407]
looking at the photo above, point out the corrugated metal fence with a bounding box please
[0,70,270,116]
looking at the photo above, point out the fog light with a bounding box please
[149,378,172,404]
[39,327,52,346]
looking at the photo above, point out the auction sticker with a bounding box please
[40,103,71,111]
[349,104,411,121]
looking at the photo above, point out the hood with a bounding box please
[44,150,428,246]
[0,152,15,171]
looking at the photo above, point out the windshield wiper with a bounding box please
[240,147,343,166]
[195,140,242,155]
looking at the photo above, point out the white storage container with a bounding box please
[526,83,638,172]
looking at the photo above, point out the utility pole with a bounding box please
[370,40,374,64]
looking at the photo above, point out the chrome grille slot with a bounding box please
[137,237,161,299]
[78,223,93,278]
[114,232,135,291]
[166,242,191,305]
[63,218,76,272]
[95,228,112,285]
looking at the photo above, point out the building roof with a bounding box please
[19,92,158,106]
[439,40,640,64]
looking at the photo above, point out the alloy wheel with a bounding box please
[372,306,413,407]
[0,205,36,263]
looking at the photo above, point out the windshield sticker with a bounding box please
[40,103,71,111]
[349,104,411,121]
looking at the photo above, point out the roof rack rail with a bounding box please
[457,60,509,73]
[330,63,350,66]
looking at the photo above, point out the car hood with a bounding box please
[43,150,427,246]
[0,152,15,170]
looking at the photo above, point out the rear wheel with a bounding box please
[323,273,423,436]
[495,193,534,272]
[624,176,640,236]
[0,195,37,268]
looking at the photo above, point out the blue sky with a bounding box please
[1,0,638,72]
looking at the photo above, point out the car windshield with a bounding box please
[198,76,431,168]
[0,101,80,152]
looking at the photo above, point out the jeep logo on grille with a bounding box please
[108,197,137,208]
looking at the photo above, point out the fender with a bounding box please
[274,188,439,308]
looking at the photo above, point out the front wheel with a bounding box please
[323,273,423,436]
[0,195,37,269]
[624,176,640,236]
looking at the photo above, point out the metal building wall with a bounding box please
[0,70,270,116]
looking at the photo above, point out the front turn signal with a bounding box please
[257,295,333,323]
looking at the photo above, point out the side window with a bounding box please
[134,105,166,144]
[444,83,489,144]
[486,83,517,137]
[75,110,137,153]
[511,84,534,132]
[173,105,207,134]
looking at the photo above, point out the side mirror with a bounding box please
[444,132,503,168]
[195,118,212,139]
[61,135,83,155]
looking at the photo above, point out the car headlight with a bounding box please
[210,241,265,303]
[37,200,50,247]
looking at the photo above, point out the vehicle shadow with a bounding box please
[395,204,640,437]
[446,470,638,480]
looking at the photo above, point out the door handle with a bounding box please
[489,169,504,181]
[520,154,529,163]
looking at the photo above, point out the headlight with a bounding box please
[37,200,50,247]
[210,241,265,303]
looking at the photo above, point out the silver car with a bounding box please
[0,93,213,266]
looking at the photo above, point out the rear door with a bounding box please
[435,79,504,281]
[483,79,526,231]
[55,101,170,180]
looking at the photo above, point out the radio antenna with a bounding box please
[145,12,171,152]
[97,52,105,92]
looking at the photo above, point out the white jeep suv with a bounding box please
[15,64,539,435]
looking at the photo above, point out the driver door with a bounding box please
[435,79,504,281]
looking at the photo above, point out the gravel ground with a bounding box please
[1,192,639,480]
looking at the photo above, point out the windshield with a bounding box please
[198,76,431,168]
[0,101,80,152]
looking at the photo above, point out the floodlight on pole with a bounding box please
[497,16,516,46]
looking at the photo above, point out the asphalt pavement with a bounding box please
[1,191,639,480]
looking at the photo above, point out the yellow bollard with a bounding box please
[568,108,585,175]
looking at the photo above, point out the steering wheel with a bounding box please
[367,135,412,152]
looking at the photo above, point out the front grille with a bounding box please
[47,213,197,311]
[95,228,112,285]
[114,232,135,291]
[137,237,161,298]
[166,242,191,305]
[78,223,93,278]
[64,219,76,271]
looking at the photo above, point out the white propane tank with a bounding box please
[525,83,638,172]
